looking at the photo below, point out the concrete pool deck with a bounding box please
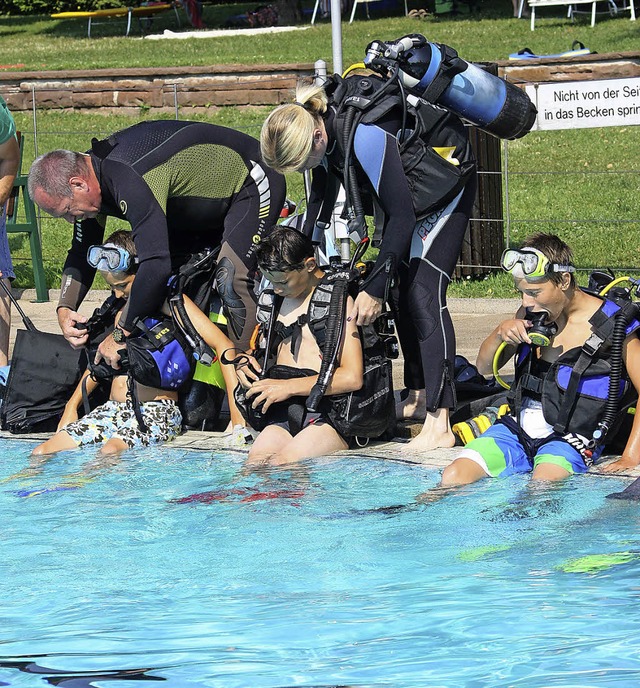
[3,288,639,482]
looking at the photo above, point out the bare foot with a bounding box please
[400,427,456,453]
[399,407,456,453]
[395,388,427,420]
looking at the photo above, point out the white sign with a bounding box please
[524,77,640,130]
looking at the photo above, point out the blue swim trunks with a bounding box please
[63,399,182,449]
[456,416,593,478]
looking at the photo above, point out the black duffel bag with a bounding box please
[1,328,86,434]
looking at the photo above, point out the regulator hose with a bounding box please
[589,306,631,448]
[306,271,351,412]
[493,341,511,390]
[342,106,365,233]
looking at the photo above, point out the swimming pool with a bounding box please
[2,439,640,687]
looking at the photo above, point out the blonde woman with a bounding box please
[261,67,477,452]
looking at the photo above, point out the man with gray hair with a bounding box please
[28,119,285,371]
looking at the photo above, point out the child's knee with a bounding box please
[31,443,48,456]
[441,457,487,486]
[100,438,128,456]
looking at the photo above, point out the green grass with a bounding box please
[1,1,638,71]
[3,0,640,297]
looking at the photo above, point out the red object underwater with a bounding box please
[171,487,305,505]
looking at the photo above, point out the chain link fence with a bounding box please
[8,76,640,290]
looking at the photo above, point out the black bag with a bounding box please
[233,382,268,432]
[1,329,86,434]
[327,334,395,440]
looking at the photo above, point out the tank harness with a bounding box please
[506,296,640,462]
[321,71,476,253]
[238,260,396,443]
[320,32,536,254]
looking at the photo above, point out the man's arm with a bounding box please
[99,160,173,332]
[58,216,107,346]
[600,334,640,472]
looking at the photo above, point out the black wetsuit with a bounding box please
[303,88,477,412]
[58,120,286,350]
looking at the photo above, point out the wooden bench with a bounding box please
[520,0,636,29]
[51,3,180,38]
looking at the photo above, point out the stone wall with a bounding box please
[0,63,315,115]
[501,50,640,85]
[0,52,638,114]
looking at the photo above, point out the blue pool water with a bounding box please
[2,439,640,687]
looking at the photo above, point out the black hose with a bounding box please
[341,69,400,238]
[590,306,631,447]
[307,273,350,411]
[342,106,363,226]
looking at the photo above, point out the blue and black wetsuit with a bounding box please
[303,90,477,412]
[58,120,286,350]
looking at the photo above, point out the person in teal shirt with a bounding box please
[0,96,20,367]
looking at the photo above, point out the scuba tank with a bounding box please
[364,34,537,140]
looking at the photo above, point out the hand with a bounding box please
[58,307,89,349]
[348,292,383,327]
[497,318,533,346]
[245,377,291,413]
[234,353,262,388]
[599,455,640,473]
[95,335,124,370]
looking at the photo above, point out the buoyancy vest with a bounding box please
[508,297,640,443]
[254,270,395,440]
[324,73,476,223]
[85,295,192,392]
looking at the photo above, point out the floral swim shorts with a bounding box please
[63,399,182,449]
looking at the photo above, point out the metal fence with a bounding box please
[9,78,640,289]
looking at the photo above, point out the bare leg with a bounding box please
[401,407,456,453]
[0,452,54,483]
[32,430,79,456]
[440,456,489,486]
[531,463,572,482]
[395,388,426,421]
[246,425,293,467]
[269,423,348,466]
[100,437,128,456]
[0,277,11,367]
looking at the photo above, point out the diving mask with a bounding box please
[501,247,575,279]
[87,244,137,273]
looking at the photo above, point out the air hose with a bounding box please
[340,65,402,238]
[306,240,370,412]
[306,270,351,412]
[493,341,511,390]
[589,305,632,449]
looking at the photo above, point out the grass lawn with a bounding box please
[2,0,639,296]
[1,0,638,70]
